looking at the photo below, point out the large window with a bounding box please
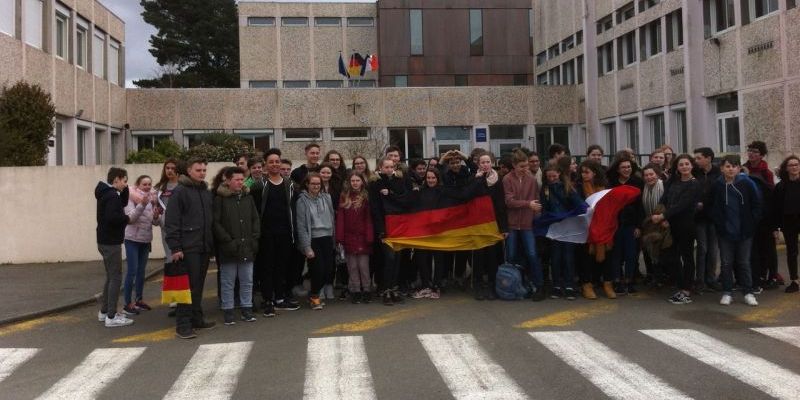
[666,9,684,52]
[394,75,408,87]
[490,125,525,159]
[561,35,575,52]
[549,67,561,85]
[536,51,547,66]
[716,94,740,153]
[469,9,483,56]
[235,130,272,153]
[0,0,14,36]
[576,55,584,84]
[110,131,121,164]
[55,7,70,59]
[537,73,548,86]
[333,128,369,140]
[389,128,424,160]
[639,19,661,60]
[410,9,423,55]
[547,44,560,59]
[617,2,636,23]
[625,118,639,153]
[76,20,88,68]
[284,129,321,141]
[108,40,120,85]
[247,17,275,26]
[673,109,688,153]
[648,113,666,150]
[638,0,661,12]
[704,0,735,37]
[743,0,779,24]
[95,129,105,164]
[133,132,172,151]
[617,31,637,69]
[24,0,43,48]
[598,42,614,76]
[562,59,575,85]
[93,30,106,78]
[596,14,613,34]
[77,127,88,165]
[603,122,617,155]
[535,126,570,154]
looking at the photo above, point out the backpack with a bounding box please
[495,262,528,300]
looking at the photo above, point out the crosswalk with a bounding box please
[1,326,799,399]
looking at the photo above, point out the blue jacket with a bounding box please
[709,174,762,241]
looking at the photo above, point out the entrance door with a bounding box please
[434,126,471,158]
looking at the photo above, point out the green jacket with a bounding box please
[212,185,260,264]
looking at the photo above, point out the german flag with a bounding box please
[161,262,192,304]
[382,183,503,251]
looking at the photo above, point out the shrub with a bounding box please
[126,148,167,164]
[0,81,56,166]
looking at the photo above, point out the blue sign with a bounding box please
[476,128,487,143]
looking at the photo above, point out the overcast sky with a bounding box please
[101,0,376,88]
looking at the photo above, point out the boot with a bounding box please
[582,283,597,300]
[603,281,617,299]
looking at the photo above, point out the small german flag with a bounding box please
[162,261,192,304]
[382,182,503,251]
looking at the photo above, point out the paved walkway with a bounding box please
[0,259,164,325]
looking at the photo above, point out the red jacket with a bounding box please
[335,195,374,255]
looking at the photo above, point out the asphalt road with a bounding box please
[1,270,799,400]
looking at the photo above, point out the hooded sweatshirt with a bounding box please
[124,188,156,243]
[95,182,129,245]
[295,191,335,253]
[710,174,762,241]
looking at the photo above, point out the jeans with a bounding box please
[346,254,370,293]
[506,230,543,288]
[98,244,122,318]
[176,252,210,333]
[695,221,718,285]
[220,260,253,310]
[258,233,293,302]
[611,225,637,281]
[718,236,753,294]
[124,240,150,305]
[309,237,335,295]
[785,214,800,281]
[551,241,576,289]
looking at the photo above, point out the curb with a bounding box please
[0,266,165,327]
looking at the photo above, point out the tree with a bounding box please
[135,0,239,88]
[0,81,56,166]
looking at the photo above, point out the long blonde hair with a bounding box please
[340,171,368,209]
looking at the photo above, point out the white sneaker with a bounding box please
[720,294,733,305]
[98,311,107,322]
[744,293,758,306]
[105,314,134,328]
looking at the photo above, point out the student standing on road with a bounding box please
[296,173,336,310]
[693,147,722,292]
[413,168,446,300]
[773,155,800,294]
[154,159,181,316]
[213,167,260,325]
[336,172,374,304]
[472,153,508,301]
[607,156,644,295]
[122,175,159,316]
[165,158,216,339]
[710,156,761,306]
[641,163,666,287]
[577,160,614,299]
[95,167,134,328]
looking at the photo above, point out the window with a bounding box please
[537,72,548,86]
[716,94,740,152]
[514,74,528,86]
[490,125,526,159]
[76,21,88,68]
[281,17,308,26]
[789,0,797,9]
[561,35,575,52]
[133,132,172,151]
[347,17,374,27]
[536,51,547,66]
[0,0,14,36]
[394,75,408,87]
[469,9,483,56]
[549,67,561,85]
[316,80,343,88]
[108,40,120,85]
[638,0,661,12]
[743,0,779,24]
[110,131,121,164]
[576,30,583,45]
[666,9,683,52]
[562,60,575,85]
[535,126,570,154]
[547,44,560,59]
[389,128,424,160]
[704,0,735,37]
[333,128,369,139]
[315,17,341,27]
[24,0,43,48]
[249,80,277,88]
[625,118,639,153]
[673,109,688,153]
[410,9,423,55]
[350,80,376,88]
[648,113,665,150]
[95,129,105,164]
[617,31,637,68]
[603,122,617,155]
[617,2,636,24]
[598,42,614,75]
[54,121,63,165]
[529,9,535,55]
[235,130,272,153]
[283,80,310,88]
[597,14,613,34]
[639,19,661,60]
[576,55,584,84]
[55,9,69,59]
[77,127,88,165]
[284,129,321,141]
[248,17,275,26]
[93,30,106,78]
[455,74,468,86]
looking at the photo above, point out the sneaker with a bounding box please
[310,296,324,310]
[707,281,723,292]
[192,320,216,330]
[134,301,152,311]
[274,299,300,311]
[97,311,107,322]
[720,294,733,305]
[531,287,546,302]
[744,293,759,306]
[176,329,197,339]
[223,310,236,325]
[324,284,335,300]
[263,302,276,318]
[668,291,692,304]
[351,292,362,304]
[413,288,432,299]
[564,287,577,300]
[241,309,257,322]
[122,304,140,316]
[429,289,441,299]
[752,286,764,295]
[550,287,563,299]
[383,291,394,306]
[362,292,373,303]
[338,289,349,301]
[391,290,405,304]
[105,314,134,328]
[785,281,799,293]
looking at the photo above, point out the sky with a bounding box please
[101,0,376,88]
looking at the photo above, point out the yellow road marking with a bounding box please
[515,302,618,329]
[112,328,175,343]
[313,307,429,334]
[0,315,78,337]
[737,294,800,324]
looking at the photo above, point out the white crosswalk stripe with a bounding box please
[641,329,800,400]
[304,336,377,400]
[752,326,800,349]
[418,333,528,400]
[0,348,39,383]
[35,347,145,400]
[530,331,692,400]
[163,341,253,400]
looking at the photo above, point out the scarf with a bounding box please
[642,179,664,216]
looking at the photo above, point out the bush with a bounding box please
[183,132,252,162]
[0,81,56,166]
[154,139,183,159]
[126,148,167,164]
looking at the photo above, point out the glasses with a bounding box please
[308,182,321,186]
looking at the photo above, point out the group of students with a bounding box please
[94,139,800,338]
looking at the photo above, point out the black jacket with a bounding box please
[368,171,415,237]
[694,165,722,221]
[212,186,260,264]
[165,175,214,254]
[95,182,129,245]
[660,177,700,231]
